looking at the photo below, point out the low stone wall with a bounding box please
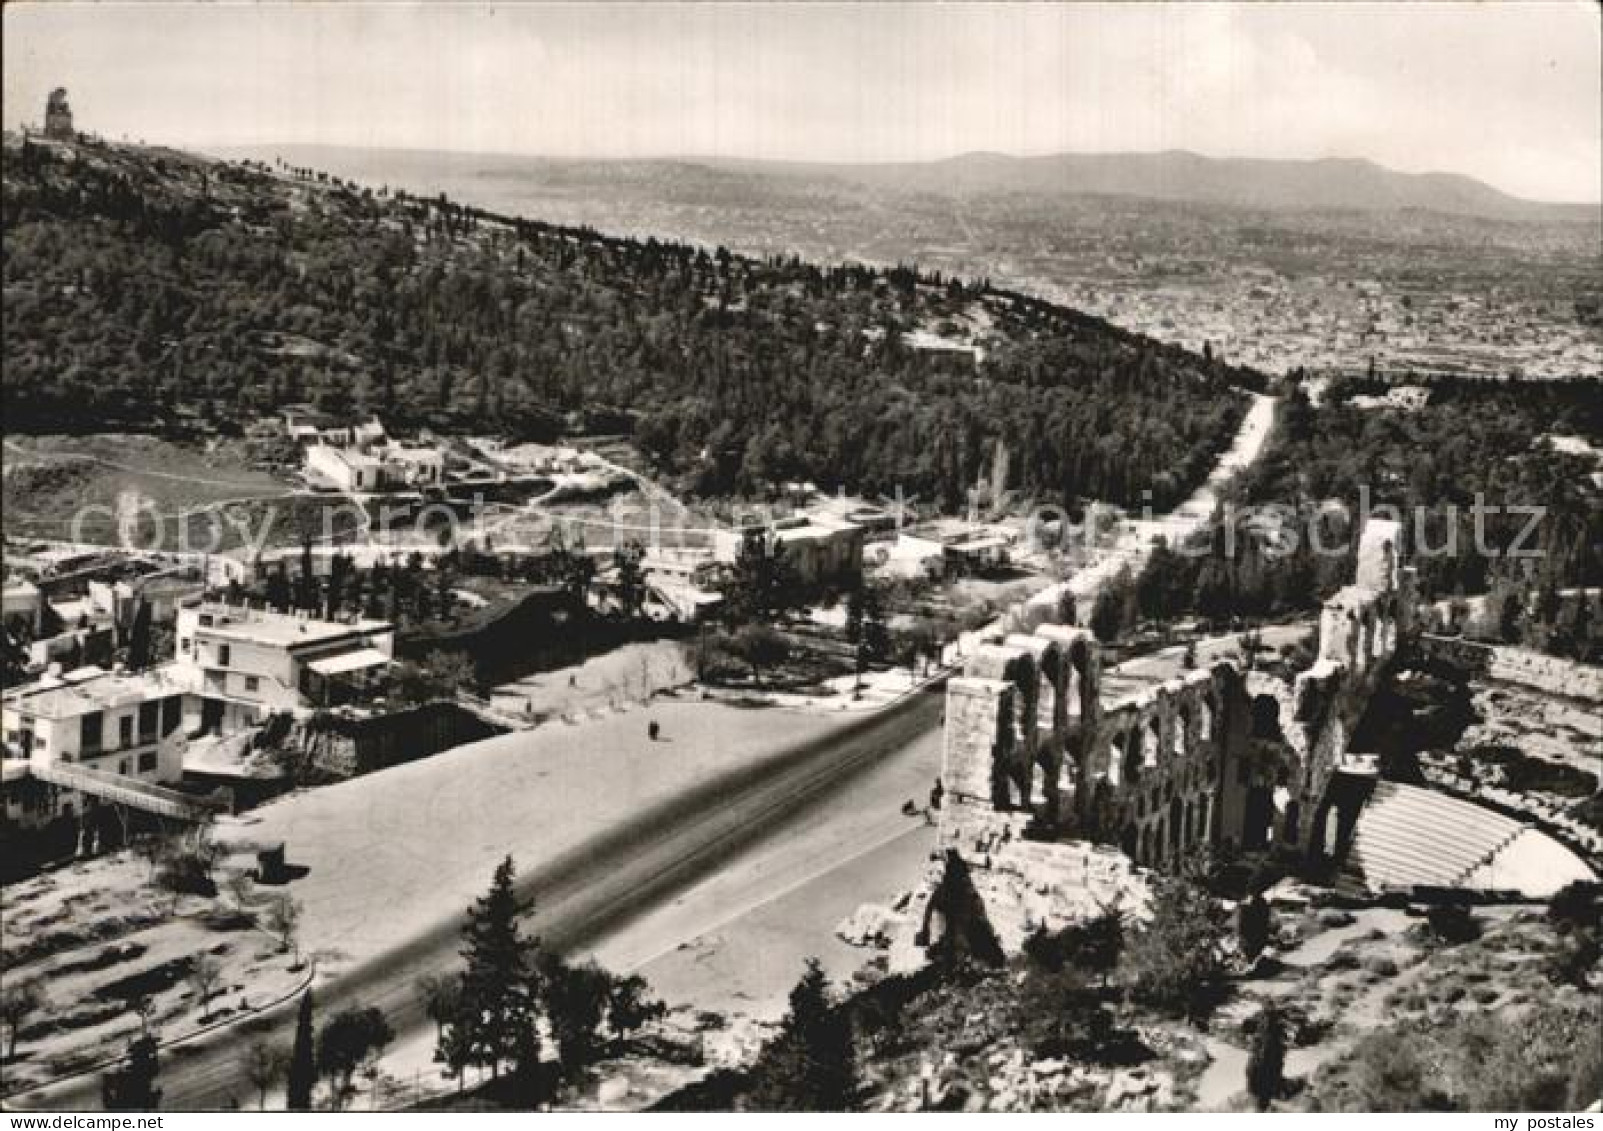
[302,701,503,778]
[1418,635,1603,703]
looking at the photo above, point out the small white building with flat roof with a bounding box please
[305,443,386,492]
[712,513,865,588]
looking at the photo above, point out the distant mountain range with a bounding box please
[707,150,1599,223]
[221,144,1597,225]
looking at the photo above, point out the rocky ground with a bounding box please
[1461,678,1602,780]
[808,880,1599,1113]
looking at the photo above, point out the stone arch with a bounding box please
[1197,693,1216,748]
[1141,715,1161,771]
[1283,799,1302,844]
[1037,625,1098,724]
[1007,633,1066,740]
[1006,633,1067,818]
[1124,724,1144,784]
[1243,784,1274,851]
[1068,637,1093,719]
[1170,700,1191,760]
[1106,731,1126,788]
[1322,803,1341,857]
[1168,796,1184,857]
[1250,694,1284,742]
[1056,754,1078,814]
[967,645,1039,807]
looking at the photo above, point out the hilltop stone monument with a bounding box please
[44,88,74,140]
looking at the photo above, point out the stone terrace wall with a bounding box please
[1418,635,1603,703]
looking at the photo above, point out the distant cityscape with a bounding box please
[244,144,1601,385]
[1045,269,1602,380]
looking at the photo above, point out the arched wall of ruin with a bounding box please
[937,518,1414,875]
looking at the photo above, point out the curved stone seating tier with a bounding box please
[1347,781,1531,892]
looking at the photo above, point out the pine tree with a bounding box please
[613,541,647,620]
[748,959,858,1111]
[457,855,541,1080]
[542,956,613,1077]
[859,585,890,664]
[286,990,316,1110]
[265,562,292,613]
[297,539,319,613]
[844,584,865,644]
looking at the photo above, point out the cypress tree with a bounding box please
[102,1034,162,1111]
[286,990,316,1110]
[1247,1003,1287,1110]
[925,849,1004,970]
[125,598,153,671]
[1238,893,1273,960]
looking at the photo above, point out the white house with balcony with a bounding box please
[173,601,395,731]
[2,666,191,831]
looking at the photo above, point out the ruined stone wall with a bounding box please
[1417,635,1603,703]
[1080,667,1236,868]
[935,518,1414,887]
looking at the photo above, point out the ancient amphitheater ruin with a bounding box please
[915,519,1429,948]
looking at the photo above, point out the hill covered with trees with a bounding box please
[1094,375,1603,648]
[2,134,1256,511]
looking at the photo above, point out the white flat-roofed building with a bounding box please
[352,418,388,449]
[380,442,446,487]
[305,443,386,492]
[3,666,193,830]
[636,549,724,622]
[2,579,44,633]
[712,513,864,588]
[880,522,1014,579]
[174,601,395,729]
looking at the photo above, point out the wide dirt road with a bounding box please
[10,682,945,1111]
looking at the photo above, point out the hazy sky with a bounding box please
[4,1,1599,202]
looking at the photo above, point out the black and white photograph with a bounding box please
[0,0,1599,1119]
